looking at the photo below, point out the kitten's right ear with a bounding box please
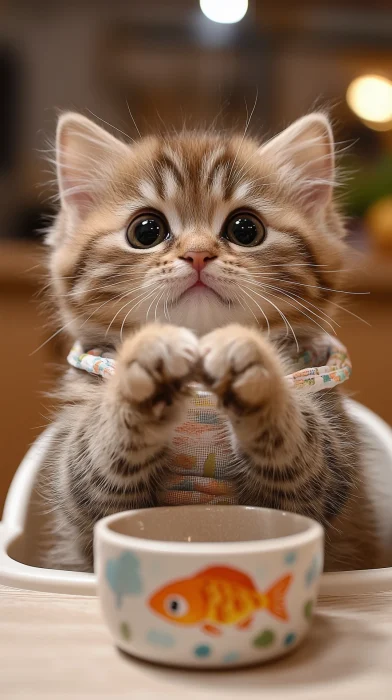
[259,113,335,214]
[56,112,130,220]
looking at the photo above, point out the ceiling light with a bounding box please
[347,75,392,124]
[200,0,248,25]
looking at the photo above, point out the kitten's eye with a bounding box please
[126,213,169,249]
[223,212,266,247]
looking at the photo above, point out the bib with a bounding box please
[68,336,351,506]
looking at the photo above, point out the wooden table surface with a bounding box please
[1,585,391,699]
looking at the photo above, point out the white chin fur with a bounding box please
[156,287,250,335]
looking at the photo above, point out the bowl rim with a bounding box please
[94,505,324,555]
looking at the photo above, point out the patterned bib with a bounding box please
[68,336,351,506]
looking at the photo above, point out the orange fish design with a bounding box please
[148,566,292,636]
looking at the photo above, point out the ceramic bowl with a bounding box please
[94,505,323,668]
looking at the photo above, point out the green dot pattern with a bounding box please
[253,629,275,648]
[304,600,314,620]
[120,621,131,640]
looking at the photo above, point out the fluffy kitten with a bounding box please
[43,111,378,573]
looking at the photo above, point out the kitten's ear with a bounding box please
[56,112,129,220]
[260,113,335,213]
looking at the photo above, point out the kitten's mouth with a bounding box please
[181,278,227,304]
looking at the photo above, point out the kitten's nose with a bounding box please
[182,251,215,272]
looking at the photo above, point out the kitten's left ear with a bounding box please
[260,113,335,214]
[56,112,130,221]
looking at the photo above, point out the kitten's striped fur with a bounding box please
[42,112,379,572]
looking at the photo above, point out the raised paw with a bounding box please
[115,324,199,417]
[200,324,283,412]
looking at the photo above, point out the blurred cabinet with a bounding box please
[0,243,60,515]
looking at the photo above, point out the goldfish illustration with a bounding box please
[148,566,292,636]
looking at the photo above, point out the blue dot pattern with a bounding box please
[223,651,240,664]
[305,554,322,587]
[194,644,211,658]
[146,629,175,648]
[105,551,142,609]
[284,551,297,566]
[284,633,296,647]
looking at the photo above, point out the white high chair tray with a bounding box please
[1,400,392,596]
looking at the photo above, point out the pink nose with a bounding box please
[182,251,215,272]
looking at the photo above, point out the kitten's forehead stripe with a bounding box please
[205,152,231,184]
[139,179,160,202]
[157,154,185,189]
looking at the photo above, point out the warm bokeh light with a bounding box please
[200,0,248,24]
[346,75,392,125]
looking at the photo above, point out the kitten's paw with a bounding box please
[116,324,199,416]
[200,324,282,411]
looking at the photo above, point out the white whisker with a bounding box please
[126,100,142,139]
[86,109,132,141]
[234,290,263,330]
[238,276,339,333]
[227,90,258,186]
[238,284,299,350]
[154,287,167,322]
[240,282,335,337]
[119,285,161,340]
[235,285,270,334]
[245,275,369,295]
[105,281,160,336]
[328,300,371,326]
[30,318,77,355]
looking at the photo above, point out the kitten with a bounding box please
[42,111,379,573]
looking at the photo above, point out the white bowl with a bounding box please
[94,505,323,668]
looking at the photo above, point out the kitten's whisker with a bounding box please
[328,300,372,326]
[105,281,161,336]
[30,318,77,355]
[109,264,156,269]
[240,282,335,337]
[145,288,162,324]
[126,100,142,139]
[52,273,157,300]
[227,89,258,186]
[236,285,270,334]
[234,290,264,331]
[86,109,133,141]
[266,285,340,328]
[119,285,161,340]
[163,290,171,322]
[245,275,369,295]
[64,280,130,298]
[244,262,330,269]
[154,287,167,322]
[238,284,292,342]
[237,276,340,331]
[32,282,140,354]
[247,268,353,275]
[67,271,155,293]
[265,286,338,334]
[163,292,169,321]
[117,286,160,340]
[82,286,151,332]
[238,284,299,350]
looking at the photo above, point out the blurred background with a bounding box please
[1,0,392,512]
